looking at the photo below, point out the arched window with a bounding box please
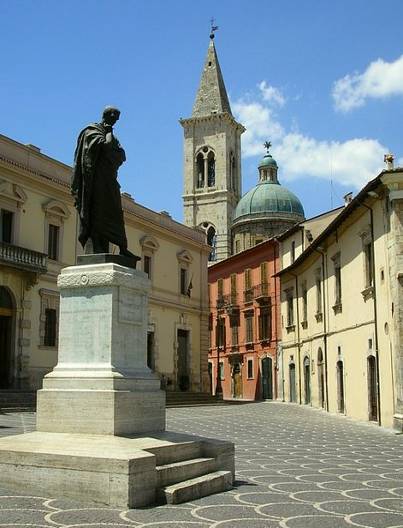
[207,226,217,262]
[196,153,205,188]
[207,151,215,187]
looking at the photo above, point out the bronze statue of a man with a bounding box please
[72,106,133,256]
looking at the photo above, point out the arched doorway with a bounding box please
[0,287,15,388]
[289,363,296,403]
[304,356,311,404]
[336,360,345,413]
[261,356,273,399]
[317,348,325,408]
[367,356,378,421]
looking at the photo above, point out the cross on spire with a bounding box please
[210,17,219,39]
[264,141,272,154]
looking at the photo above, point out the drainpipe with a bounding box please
[273,243,279,400]
[359,199,381,426]
[314,248,330,412]
[290,273,302,404]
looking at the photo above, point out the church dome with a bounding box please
[233,180,305,220]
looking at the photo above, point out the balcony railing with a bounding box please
[216,293,238,310]
[243,283,270,304]
[0,241,48,274]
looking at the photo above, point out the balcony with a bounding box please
[0,241,47,274]
[254,283,270,304]
[216,293,239,313]
[243,283,270,304]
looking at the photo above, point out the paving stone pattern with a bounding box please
[0,402,402,527]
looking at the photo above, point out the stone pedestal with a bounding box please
[0,261,234,507]
[36,262,165,435]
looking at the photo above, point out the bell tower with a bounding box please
[180,33,244,262]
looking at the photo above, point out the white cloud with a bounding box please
[233,87,387,189]
[258,81,286,106]
[232,100,284,157]
[333,55,403,112]
[276,134,385,188]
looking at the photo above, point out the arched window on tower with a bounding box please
[207,225,217,262]
[196,153,205,188]
[207,151,215,187]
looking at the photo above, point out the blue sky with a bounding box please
[1,0,403,221]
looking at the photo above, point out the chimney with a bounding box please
[344,192,353,207]
[384,153,394,170]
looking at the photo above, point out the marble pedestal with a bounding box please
[36,262,165,435]
[0,261,234,506]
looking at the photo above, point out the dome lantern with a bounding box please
[259,140,278,183]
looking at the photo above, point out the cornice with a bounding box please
[179,112,245,133]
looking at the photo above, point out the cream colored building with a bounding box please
[277,168,403,431]
[0,133,210,393]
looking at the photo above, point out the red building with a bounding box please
[208,239,280,400]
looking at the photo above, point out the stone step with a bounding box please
[159,470,233,505]
[146,441,202,466]
[0,391,36,409]
[157,457,216,487]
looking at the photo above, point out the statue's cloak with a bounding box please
[72,123,127,249]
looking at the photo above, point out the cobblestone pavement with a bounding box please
[0,402,402,527]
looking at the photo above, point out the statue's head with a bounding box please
[102,106,121,126]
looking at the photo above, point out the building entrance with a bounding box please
[368,356,378,421]
[261,356,273,399]
[0,287,14,389]
[317,348,325,408]
[232,362,242,398]
[304,356,311,404]
[289,363,296,402]
[177,329,190,391]
[337,360,345,413]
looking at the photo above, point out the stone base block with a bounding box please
[0,431,234,508]
[393,413,403,432]
[37,388,166,435]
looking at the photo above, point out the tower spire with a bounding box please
[192,31,232,118]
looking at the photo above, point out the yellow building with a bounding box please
[277,167,403,431]
[0,134,210,393]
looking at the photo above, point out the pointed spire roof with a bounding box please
[192,37,232,118]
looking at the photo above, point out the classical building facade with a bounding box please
[0,133,210,393]
[208,239,280,400]
[277,167,403,430]
[181,35,244,262]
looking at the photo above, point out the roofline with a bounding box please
[209,236,278,271]
[276,205,344,241]
[276,171,391,277]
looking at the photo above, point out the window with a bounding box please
[180,268,188,295]
[217,278,224,299]
[315,269,322,314]
[219,361,224,380]
[44,308,57,347]
[247,358,253,379]
[207,151,215,187]
[230,273,237,304]
[196,152,205,188]
[143,255,152,278]
[235,239,240,254]
[286,289,294,327]
[245,312,254,343]
[244,268,252,302]
[216,317,226,348]
[260,262,268,284]
[207,226,216,262]
[208,313,213,348]
[291,241,296,263]
[48,224,60,261]
[302,281,308,322]
[333,253,342,306]
[364,242,373,288]
[259,306,271,341]
[231,324,239,346]
[0,210,13,243]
